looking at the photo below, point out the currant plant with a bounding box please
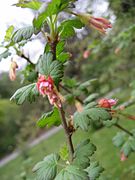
[1,0,135,179]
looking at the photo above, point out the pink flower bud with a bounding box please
[83,50,90,59]
[98,98,117,108]
[120,152,127,161]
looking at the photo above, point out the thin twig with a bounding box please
[115,123,133,136]
[20,54,34,65]
[59,84,83,104]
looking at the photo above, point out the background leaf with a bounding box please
[37,107,61,128]
[12,26,35,43]
[14,0,42,10]
[10,83,38,105]
[4,25,14,42]
[0,50,11,61]
[121,141,132,157]
[112,132,126,147]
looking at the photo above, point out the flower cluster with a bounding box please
[36,75,62,108]
[98,98,117,108]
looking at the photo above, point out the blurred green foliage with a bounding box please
[0,99,21,157]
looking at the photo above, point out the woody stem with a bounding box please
[59,106,74,160]
[50,36,74,160]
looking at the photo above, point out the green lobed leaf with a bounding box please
[79,79,98,90]
[86,161,104,180]
[55,165,89,180]
[64,94,74,104]
[58,18,84,38]
[121,141,132,157]
[84,102,97,110]
[33,0,70,29]
[37,107,61,128]
[103,118,117,128]
[44,42,51,53]
[33,153,60,180]
[112,132,126,147]
[12,26,35,43]
[73,139,96,169]
[57,52,71,63]
[63,78,78,88]
[22,63,38,82]
[73,108,111,131]
[56,40,65,56]
[113,131,135,157]
[0,50,11,61]
[129,137,135,151]
[59,144,69,161]
[36,53,63,84]
[14,0,42,10]
[4,25,14,42]
[84,93,99,104]
[10,83,38,105]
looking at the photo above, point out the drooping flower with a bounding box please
[36,75,62,108]
[98,98,117,108]
[120,152,127,161]
[9,60,18,81]
[78,13,112,34]
[90,17,112,34]
[37,75,54,96]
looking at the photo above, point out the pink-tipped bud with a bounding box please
[108,99,117,106]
